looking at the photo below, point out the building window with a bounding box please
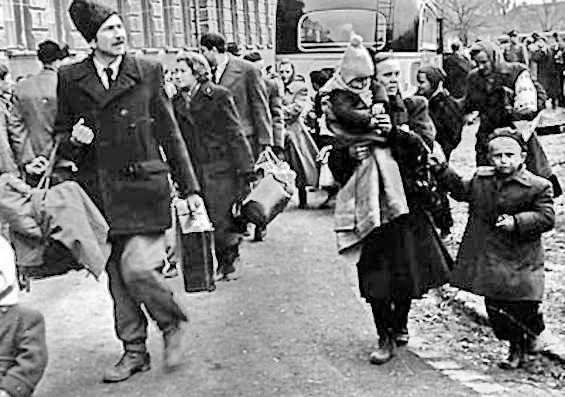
[0,0,18,48]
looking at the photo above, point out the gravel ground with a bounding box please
[407,124,565,394]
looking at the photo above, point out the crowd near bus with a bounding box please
[0,0,564,396]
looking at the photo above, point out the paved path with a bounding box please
[26,205,475,397]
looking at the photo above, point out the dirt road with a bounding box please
[25,204,475,397]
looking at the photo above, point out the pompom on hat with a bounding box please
[69,0,117,43]
[338,35,375,84]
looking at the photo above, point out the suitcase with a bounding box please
[173,198,217,293]
[177,230,216,293]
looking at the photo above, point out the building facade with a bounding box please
[0,0,277,76]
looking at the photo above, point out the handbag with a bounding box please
[173,196,217,293]
[242,147,296,227]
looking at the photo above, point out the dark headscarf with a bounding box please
[418,65,447,93]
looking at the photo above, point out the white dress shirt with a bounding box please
[93,55,123,90]
[214,54,230,84]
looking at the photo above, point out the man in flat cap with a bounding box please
[55,0,201,383]
[8,39,70,185]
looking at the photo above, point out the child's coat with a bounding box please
[440,165,554,301]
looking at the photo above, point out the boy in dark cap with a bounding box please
[432,127,555,369]
[54,0,201,383]
[8,39,70,184]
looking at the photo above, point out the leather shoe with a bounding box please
[102,351,150,383]
[499,342,524,370]
[163,324,188,370]
[254,225,267,242]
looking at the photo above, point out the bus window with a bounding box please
[298,10,387,51]
[419,5,439,51]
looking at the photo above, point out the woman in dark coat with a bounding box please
[326,51,451,365]
[172,52,255,281]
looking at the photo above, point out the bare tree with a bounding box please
[536,0,558,32]
[438,0,492,45]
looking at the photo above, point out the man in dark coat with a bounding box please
[8,40,69,184]
[55,0,201,383]
[243,51,285,152]
[200,32,273,158]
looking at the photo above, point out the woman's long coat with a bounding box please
[439,166,554,301]
[173,81,254,251]
[282,80,319,188]
[328,93,452,301]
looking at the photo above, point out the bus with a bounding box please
[275,0,444,95]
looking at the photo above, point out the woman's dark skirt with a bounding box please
[357,211,452,302]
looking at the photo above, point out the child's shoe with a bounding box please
[499,342,525,370]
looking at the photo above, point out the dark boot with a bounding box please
[526,334,545,354]
[370,301,396,365]
[254,224,267,242]
[392,299,411,346]
[370,327,396,365]
[298,187,307,209]
[499,341,525,370]
[102,351,151,383]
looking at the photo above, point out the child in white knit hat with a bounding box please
[0,236,48,397]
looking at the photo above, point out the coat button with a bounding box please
[42,98,48,104]
[120,109,129,116]
[1,307,7,313]
[129,123,136,128]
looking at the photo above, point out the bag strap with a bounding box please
[36,135,62,190]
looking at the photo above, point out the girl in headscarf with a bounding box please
[417,65,465,238]
[466,41,562,197]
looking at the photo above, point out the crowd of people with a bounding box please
[0,0,563,395]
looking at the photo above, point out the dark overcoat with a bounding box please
[54,55,200,236]
[440,166,555,301]
[172,82,254,251]
[218,56,273,157]
[0,305,48,397]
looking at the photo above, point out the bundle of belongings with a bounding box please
[0,168,110,288]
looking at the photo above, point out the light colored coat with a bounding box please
[8,67,58,168]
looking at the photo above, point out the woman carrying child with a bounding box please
[322,37,451,365]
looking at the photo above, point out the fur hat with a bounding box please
[338,35,374,84]
[69,0,117,43]
[0,236,18,306]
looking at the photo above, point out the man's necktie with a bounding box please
[104,67,114,89]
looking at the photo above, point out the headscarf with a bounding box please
[417,65,447,94]
[470,41,507,72]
